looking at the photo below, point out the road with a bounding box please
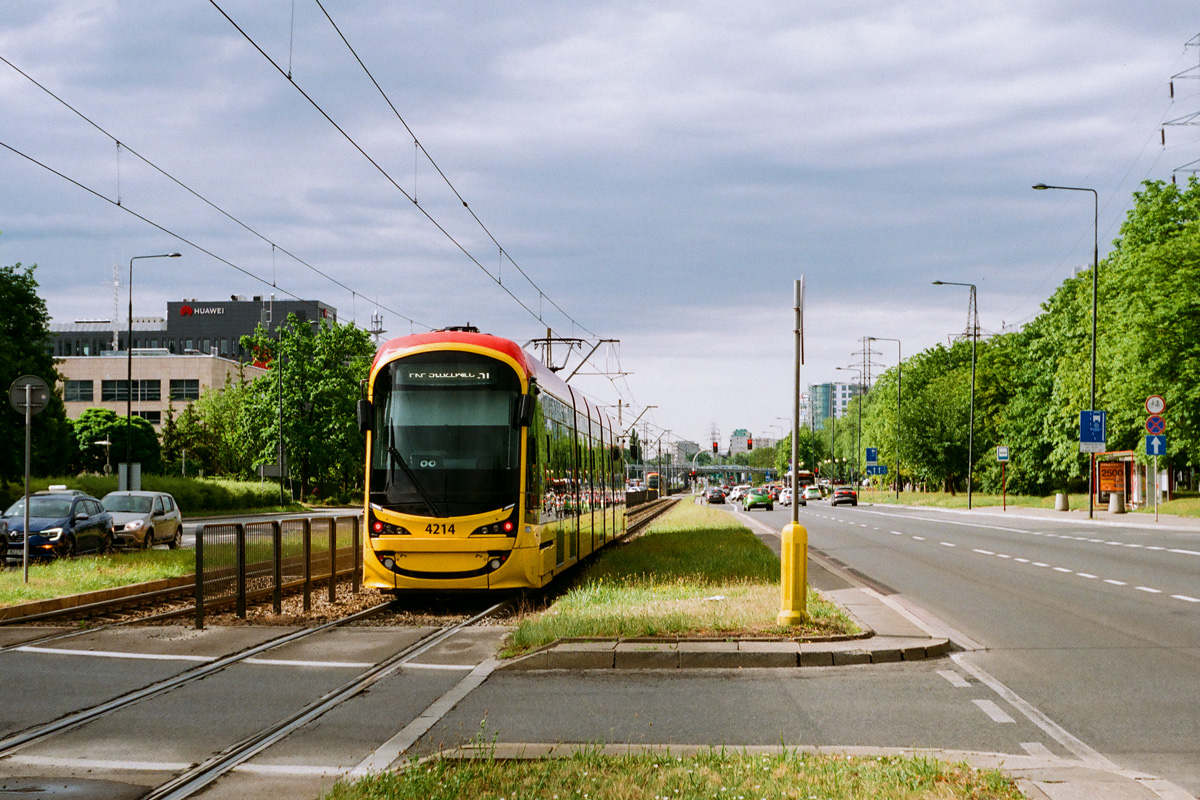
[729,496,1200,795]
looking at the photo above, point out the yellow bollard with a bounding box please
[777,521,808,625]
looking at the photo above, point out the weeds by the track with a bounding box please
[0,549,193,607]
[324,748,1024,800]
[502,501,857,655]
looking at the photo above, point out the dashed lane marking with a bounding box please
[1020,742,1054,757]
[937,669,971,688]
[973,699,1016,724]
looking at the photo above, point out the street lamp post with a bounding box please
[126,252,181,485]
[932,281,977,509]
[1033,183,1099,519]
[869,337,902,500]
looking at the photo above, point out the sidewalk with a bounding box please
[917,502,1200,533]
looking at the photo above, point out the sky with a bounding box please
[2,1,1198,452]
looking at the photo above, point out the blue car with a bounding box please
[3,490,115,560]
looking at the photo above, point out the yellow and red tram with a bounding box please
[357,327,626,591]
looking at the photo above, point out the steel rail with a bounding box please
[141,599,511,800]
[0,599,398,756]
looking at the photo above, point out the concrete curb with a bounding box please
[418,743,1182,800]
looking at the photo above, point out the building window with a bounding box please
[64,380,93,402]
[137,380,161,401]
[101,379,128,401]
[136,410,162,425]
[170,379,200,401]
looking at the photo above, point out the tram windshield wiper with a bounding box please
[386,444,443,517]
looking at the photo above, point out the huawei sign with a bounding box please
[180,304,193,316]
[179,305,224,316]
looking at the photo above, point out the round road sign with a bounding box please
[8,375,50,416]
[1146,395,1166,415]
[1146,415,1166,435]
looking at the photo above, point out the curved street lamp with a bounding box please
[126,252,181,482]
[1033,183,1099,519]
[932,281,977,509]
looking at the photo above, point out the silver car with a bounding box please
[100,491,183,549]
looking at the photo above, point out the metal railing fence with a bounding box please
[194,515,361,629]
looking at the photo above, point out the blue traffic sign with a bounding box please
[866,464,888,475]
[1146,415,1165,435]
[865,447,878,465]
[1146,435,1167,456]
[1079,410,1106,442]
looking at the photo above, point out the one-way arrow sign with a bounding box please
[1146,435,1166,456]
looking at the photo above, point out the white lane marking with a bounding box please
[1014,557,1030,563]
[953,653,1118,770]
[973,549,995,555]
[1032,562,1049,567]
[1136,586,1162,594]
[16,646,214,662]
[937,669,971,688]
[1053,567,1072,573]
[1171,595,1200,603]
[1075,573,1098,579]
[1104,579,1127,586]
[1020,742,1054,757]
[9,755,193,771]
[348,658,500,777]
[940,542,956,547]
[973,699,1016,724]
[246,658,374,668]
[1147,546,1166,551]
[912,536,925,541]
[996,554,1011,559]
[891,531,904,535]
[1168,548,1200,556]
[402,662,476,671]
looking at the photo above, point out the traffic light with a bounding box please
[712,442,718,453]
[747,437,753,450]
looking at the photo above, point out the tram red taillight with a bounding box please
[503,521,514,533]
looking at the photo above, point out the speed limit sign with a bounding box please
[1146,395,1166,415]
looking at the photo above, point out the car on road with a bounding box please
[101,491,184,550]
[727,485,749,503]
[2,490,115,559]
[742,486,773,511]
[703,487,726,504]
[831,486,858,507]
[803,486,822,502]
[779,487,791,505]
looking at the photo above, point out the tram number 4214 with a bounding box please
[425,523,456,535]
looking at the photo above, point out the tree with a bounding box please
[72,407,160,474]
[239,315,376,499]
[0,259,77,484]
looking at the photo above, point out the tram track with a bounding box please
[0,596,512,798]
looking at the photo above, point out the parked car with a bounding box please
[778,487,791,506]
[727,485,749,503]
[101,491,184,550]
[742,486,773,511]
[704,487,727,504]
[2,490,115,559]
[831,486,859,507]
[803,486,822,502]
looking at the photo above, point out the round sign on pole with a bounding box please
[1146,395,1166,415]
[1146,415,1166,435]
[8,375,50,416]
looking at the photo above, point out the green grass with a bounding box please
[0,549,194,607]
[0,475,308,515]
[503,501,858,655]
[322,748,1024,800]
[859,488,1200,518]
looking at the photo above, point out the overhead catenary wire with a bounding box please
[207,0,595,343]
[0,53,431,333]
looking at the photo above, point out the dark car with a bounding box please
[101,491,184,549]
[3,490,115,559]
[704,487,726,504]
[831,486,858,507]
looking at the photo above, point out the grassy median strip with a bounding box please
[0,550,194,607]
[503,501,857,656]
[324,749,1024,800]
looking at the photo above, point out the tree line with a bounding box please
[770,178,1199,494]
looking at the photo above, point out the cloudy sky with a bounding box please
[2,1,1197,450]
